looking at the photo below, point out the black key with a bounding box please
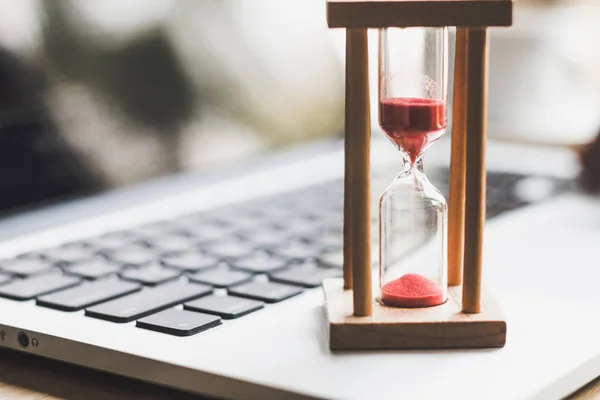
[318,251,343,269]
[274,193,302,209]
[231,253,287,274]
[135,221,180,237]
[318,248,379,269]
[228,281,302,303]
[0,258,55,277]
[0,272,81,301]
[89,230,140,249]
[59,240,94,249]
[260,206,293,221]
[189,268,253,288]
[16,251,46,259]
[144,235,195,254]
[324,223,343,235]
[173,213,212,227]
[233,206,267,219]
[161,251,218,272]
[37,278,141,311]
[85,282,212,322]
[181,224,233,244]
[66,258,122,280]
[42,245,92,265]
[324,199,343,210]
[214,210,254,226]
[240,229,289,248]
[297,211,324,222]
[183,295,264,319]
[274,219,317,237]
[136,309,221,337]
[204,241,255,260]
[120,263,183,286]
[270,241,319,261]
[309,234,342,253]
[270,264,341,288]
[184,295,263,319]
[106,245,156,266]
[0,272,11,286]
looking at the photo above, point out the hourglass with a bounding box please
[378,27,448,309]
[322,0,513,350]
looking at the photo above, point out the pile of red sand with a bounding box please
[380,273,445,308]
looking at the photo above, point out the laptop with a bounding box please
[2,2,600,399]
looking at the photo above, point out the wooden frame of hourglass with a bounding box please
[322,0,513,350]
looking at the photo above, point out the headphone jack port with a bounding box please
[17,331,30,348]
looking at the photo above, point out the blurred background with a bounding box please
[0,0,599,214]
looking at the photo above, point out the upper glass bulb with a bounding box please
[379,27,448,165]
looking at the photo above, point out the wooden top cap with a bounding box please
[327,0,513,28]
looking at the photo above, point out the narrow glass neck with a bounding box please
[399,156,424,176]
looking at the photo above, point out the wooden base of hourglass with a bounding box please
[323,279,506,350]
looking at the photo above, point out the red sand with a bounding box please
[379,97,446,164]
[380,273,445,308]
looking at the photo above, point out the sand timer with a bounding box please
[323,0,511,350]
[377,27,448,308]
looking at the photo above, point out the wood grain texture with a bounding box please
[323,278,506,350]
[326,0,513,28]
[447,28,468,287]
[345,29,373,317]
[462,28,488,314]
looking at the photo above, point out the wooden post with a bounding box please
[346,28,372,317]
[343,30,354,290]
[448,28,468,287]
[462,28,488,314]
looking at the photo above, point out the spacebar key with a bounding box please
[85,282,212,323]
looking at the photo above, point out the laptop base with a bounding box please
[323,278,506,350]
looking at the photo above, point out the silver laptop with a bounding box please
[2,2,600,399]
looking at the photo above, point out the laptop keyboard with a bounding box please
[0,168,571,336]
